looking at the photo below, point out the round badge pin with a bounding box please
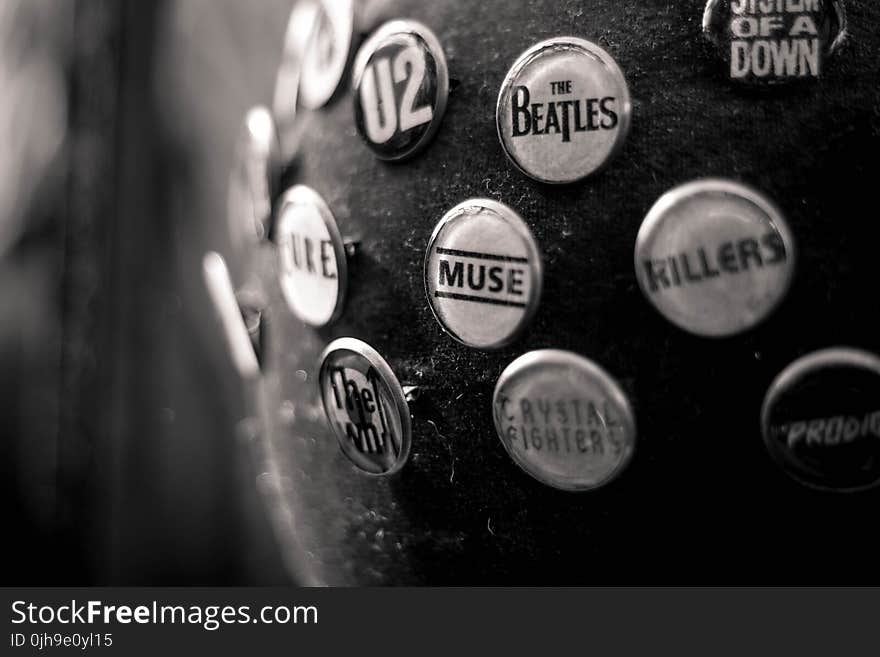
[635,179,796,337]
[703,0,847,85]
[227,107,280,249]
[424,199,543,350]
[319,338,412,475]
[275,185,348,327]
[352,20,449,161]
[493,351,636,491]
[299,0,355,109]
[762,348,880,492]
[273,1,320,158]
[496,37,632,185]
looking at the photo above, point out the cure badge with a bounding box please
[319,338,412,475]
[496,36,631,184]
[299,0,354,109]
[425,199,543,350]
[635,179,796,337]
[762,348,880,492]
[492,350,636,491]
[703,0,847,85]
[353,20,449,161]
[275,185,348,327]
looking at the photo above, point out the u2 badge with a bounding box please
[352,20,449,161]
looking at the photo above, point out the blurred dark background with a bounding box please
[1,0,289,584]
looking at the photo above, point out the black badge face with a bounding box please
[762,348,880,492]
[353,21,448,161]
[703,0,847,85]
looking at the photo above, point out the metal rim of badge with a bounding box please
[424,199,543,350]
[227,106,280,249]
[702,0,848,83]
[496,36,632,185]
[275,185,348,328]
[634,178,796,338]
[298,0,355,109]
[492,350,637,492]
[319,337,412,476]
[761,347,880,492]
[352,19,450,162]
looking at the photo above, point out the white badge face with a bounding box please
[299,0,354,109]
[424,199,543,350]
[496,37,631,185]
[635,179,796,337]
[276,185,347,327]
[493,350,637,492]
[319,338,412,476]
[227,107,279,251]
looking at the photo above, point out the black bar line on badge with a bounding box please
[435,247,529,264]
[434,292,527,308]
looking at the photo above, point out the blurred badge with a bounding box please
[353,20,449,161]
[275,185,347,327]
[319,338,412,475]
[273,1,320,158]
[299,0,355,109]
[227,107,279,249]
[703,0,847,85]
[493,351,636,491]
[496,37,631,184]
[762,348,880,492]
[635,179,795,337]
[425,199,542,350]
[202,252,261,380]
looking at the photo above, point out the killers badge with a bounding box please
[352,20,449,161]
[703,0,847,85]
[635,179,796,338]
[496,37,631,185]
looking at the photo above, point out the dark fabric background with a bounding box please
[258,0,880,584]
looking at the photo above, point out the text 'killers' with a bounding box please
[635,179,795,337]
